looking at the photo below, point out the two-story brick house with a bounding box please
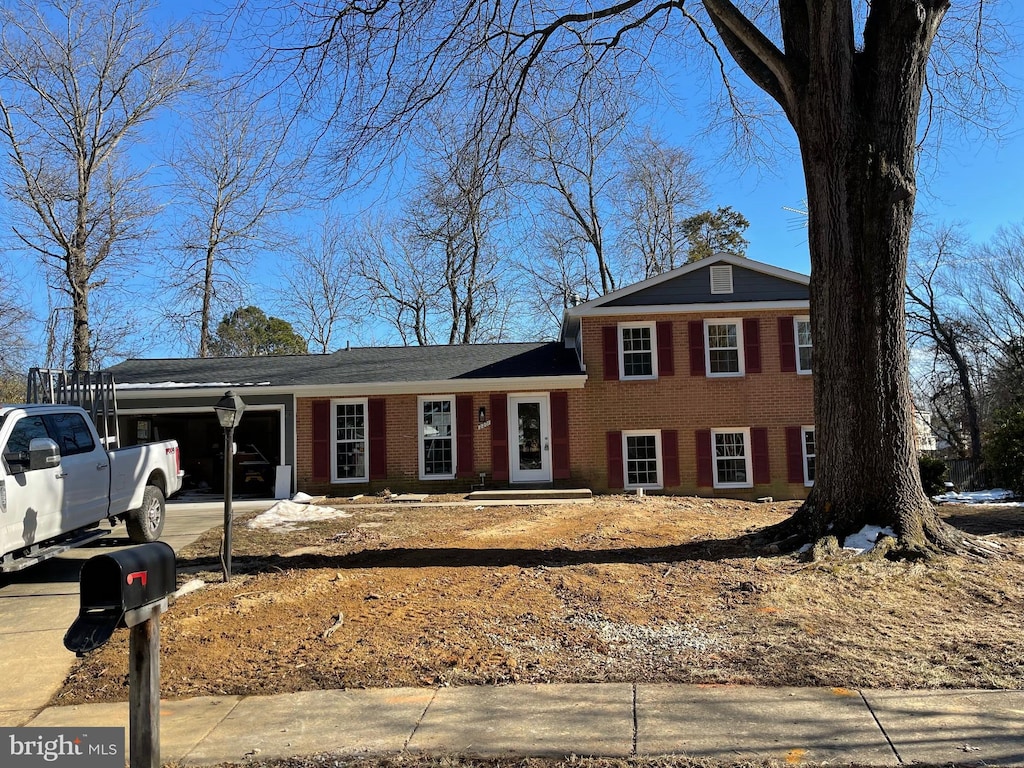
[108,253,816,499]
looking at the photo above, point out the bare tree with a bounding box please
[906,225,987,461]
[406,114,510,344]
[520,75,628,295]
[0,256,33,399]
[522,226,602,331]
[263,0,1010,555]
[275,213,357,353]
[959,224,1024,376]
[617,134,707,278]
[166,88,300,357]
[0,0,207,369]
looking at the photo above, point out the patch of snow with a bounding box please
[291,491,315,503]
[247,500,352,532]
[932,488,1019,505]
[842,525,896,554]
[797,543,812,554]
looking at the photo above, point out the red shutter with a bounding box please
[602,326,619,380]
[696,429,713,486]
[662,429,679,487]
[550,392,570,480]
[688,320,706,376]
[312,400,330,481]
[751,427,770,484]
[656,321,674,376]
[606,430,623,489]
[368,398,387,480]
[490,393,509,481]
[456,395,474,478]
[743,318,761,374]
[785,426,805,483]
[779,316,796,372]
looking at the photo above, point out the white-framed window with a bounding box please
[332,398,368,482]
[419,396,456,480]
[618,322,658,380]
[795,316,813,374]
[623,430,663,490]
[711,428,752,488]
[802,426,816,486]
[705,320,744,377]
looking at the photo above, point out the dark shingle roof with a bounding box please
[106,342,583,390]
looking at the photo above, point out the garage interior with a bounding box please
[118,410,283,497]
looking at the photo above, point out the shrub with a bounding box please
[918,454,948,497]
[985,408,1024,496]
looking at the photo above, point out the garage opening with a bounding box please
[119,409,283,497]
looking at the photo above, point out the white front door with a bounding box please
[508,395,551,483]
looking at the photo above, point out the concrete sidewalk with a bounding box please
[22,683,1024,766]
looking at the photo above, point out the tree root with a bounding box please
[755,498,1005,562]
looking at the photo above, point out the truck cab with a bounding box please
[0,403,183,572]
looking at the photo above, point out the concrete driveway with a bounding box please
[0,499,271,727]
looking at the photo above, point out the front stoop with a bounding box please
[466,488,593,502]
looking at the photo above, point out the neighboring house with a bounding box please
[912,408,938,453]
[108,253,816,499]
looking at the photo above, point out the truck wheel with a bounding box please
[127,485,165,543]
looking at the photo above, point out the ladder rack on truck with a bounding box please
[25,368,120,448]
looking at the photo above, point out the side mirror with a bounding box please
[29,437,61,472]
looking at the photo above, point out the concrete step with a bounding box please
[466,488,593,502]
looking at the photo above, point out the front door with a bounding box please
[508,395,551,483]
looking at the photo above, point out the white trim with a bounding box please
[704,319,745,378]
[508,393,551,483]
[622,429,663,490]
[795,316,813,375]
[618,321,658,380]
[331,397,369,484]
[711,427,753,489]
[564,253,809,315]
[801,426,816,487]
[566,299,810,319]
[709,264,734,294]
[115,375,587,399]
[418,395,457,481]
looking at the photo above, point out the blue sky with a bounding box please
[8,1,1024,361]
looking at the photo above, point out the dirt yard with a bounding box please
[54,495,1024,705]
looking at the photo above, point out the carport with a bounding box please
[114,393,294,498]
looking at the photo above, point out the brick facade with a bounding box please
[291,306,814,501]
[571,309,814,499]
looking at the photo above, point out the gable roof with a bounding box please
[106,341,586,397]
[561,253,809,338]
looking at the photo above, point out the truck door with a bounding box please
[0,415,65,550]
[43,412,109,531]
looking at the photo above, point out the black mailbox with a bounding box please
[64,541,176,655]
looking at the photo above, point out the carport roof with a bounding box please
[106,341,584,392]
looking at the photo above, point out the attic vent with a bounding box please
[710,265,734,294]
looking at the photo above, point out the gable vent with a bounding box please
[710,265,734,294]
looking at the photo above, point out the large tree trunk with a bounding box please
[704,0,995,557]
[789,4,936,554]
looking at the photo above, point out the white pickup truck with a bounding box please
[0,404,183,572]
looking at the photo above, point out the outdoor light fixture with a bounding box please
[478,406,486,423]
[213,390,246,582]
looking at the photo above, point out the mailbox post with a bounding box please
[65,542,176,768]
